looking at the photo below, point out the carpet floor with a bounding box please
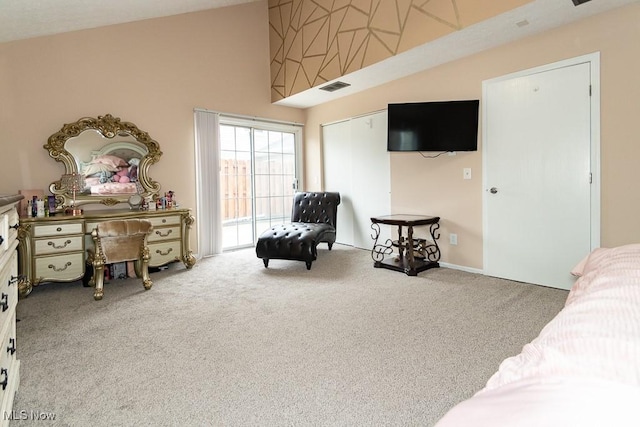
[11,245,568,426]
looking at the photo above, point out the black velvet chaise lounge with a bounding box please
[255,191,341,270]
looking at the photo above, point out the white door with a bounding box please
[322,111,391,249]
[484,57,598,289]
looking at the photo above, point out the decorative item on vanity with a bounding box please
[18,189,44,217]
[47,195,56,216]
[36,198,45,217]
[60,173,84,216]
[127,194,143,210]
[127,181,144,210]
[155,191,177,210]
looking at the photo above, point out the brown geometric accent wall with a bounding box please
[269,0,532,102]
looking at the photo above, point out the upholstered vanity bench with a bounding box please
[256,192,340,270]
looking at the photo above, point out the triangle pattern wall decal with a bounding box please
[268,0,533,102]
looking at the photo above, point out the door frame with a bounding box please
[219,115,304,251]
[482,52,601,274]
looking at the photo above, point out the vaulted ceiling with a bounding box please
[1,0,638,108]
[270,0,640,107]
[268,0,532,102]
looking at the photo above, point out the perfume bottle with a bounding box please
[48,195,56,216]
[36,199,45,217]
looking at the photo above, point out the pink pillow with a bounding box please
[570,247,610,277]
[571,244,640,277]
[83,162,117,176]
[91,154,128,169]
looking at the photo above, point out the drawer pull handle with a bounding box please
[56,227,62,232]
[10,223,19,230]
[0,368,7,390]
[48,239,72,249]
[0,236,3,246]
[48,262,72,272]
[8,275,21,286]
[7,338,15,355]
[155,248,173,256]
[155,230,172,237]
[162,219,167,223]
[0,294,7,312]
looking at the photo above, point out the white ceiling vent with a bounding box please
[319,81,351,92]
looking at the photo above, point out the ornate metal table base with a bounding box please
[371,214,441,276]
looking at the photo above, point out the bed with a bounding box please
[435,243,640,427]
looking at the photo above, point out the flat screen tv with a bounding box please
[387,100,479,152]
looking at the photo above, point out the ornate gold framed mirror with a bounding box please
[44,114,162,211]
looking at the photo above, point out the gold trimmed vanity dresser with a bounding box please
[0,195,22,421]
[17,208,195,296]
[16,114,196,297]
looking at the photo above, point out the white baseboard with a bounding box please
[438,262,484,275]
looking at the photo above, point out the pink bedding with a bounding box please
[435,244,640,426]
[90,182,137,195]
[436,377,640,426]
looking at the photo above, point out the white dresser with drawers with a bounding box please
[0,196,22,424]
[17,208,195,296]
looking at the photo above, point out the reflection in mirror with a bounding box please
[44,114,162,210]
[65,130,144,173]
[65,131,148,196]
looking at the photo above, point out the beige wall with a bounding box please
[304,3,640,269]
[3,2,638,265]
[0,1,304,254]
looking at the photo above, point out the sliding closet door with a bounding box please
[350,112,391,249]
[322,120,354,246]
[323,111,390,250]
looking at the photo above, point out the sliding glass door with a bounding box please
[219,120,301,250]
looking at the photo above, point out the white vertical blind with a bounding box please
[194,109,223,257]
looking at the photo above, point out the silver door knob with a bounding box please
[490,187,498,194]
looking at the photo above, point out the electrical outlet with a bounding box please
[463,168,472,180]
[450,233,458,245]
